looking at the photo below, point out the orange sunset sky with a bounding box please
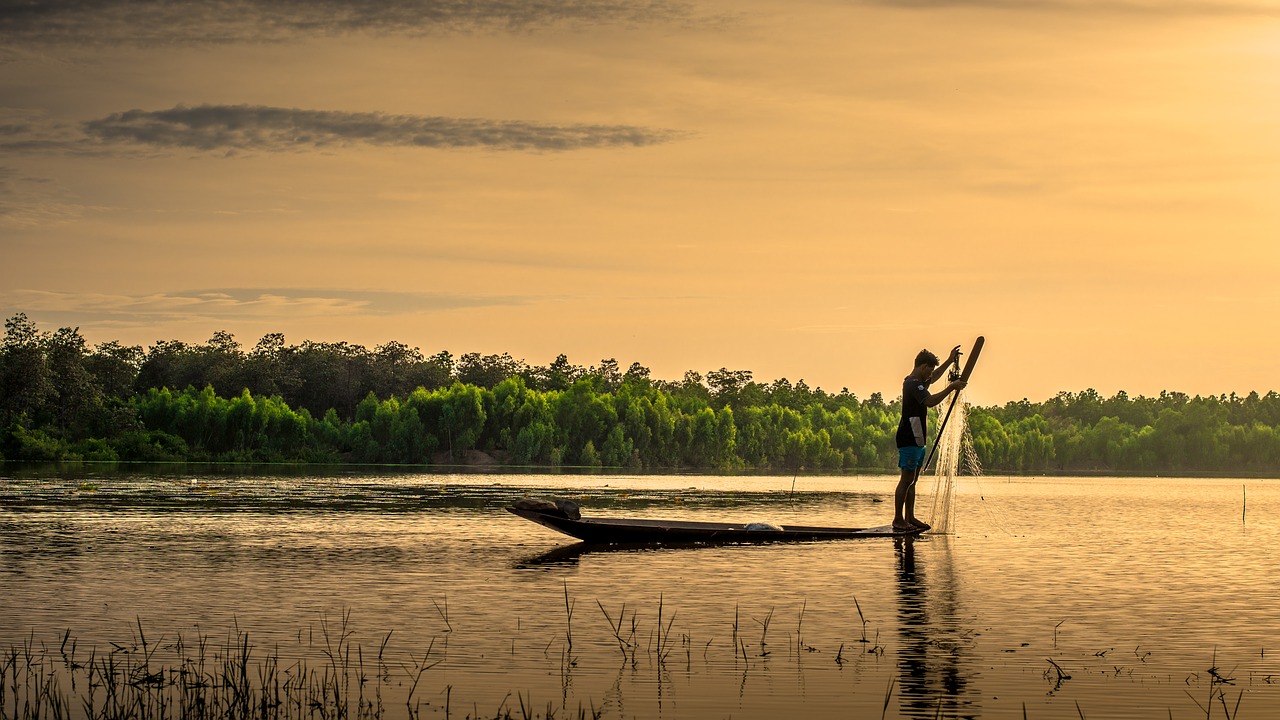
[3,0,1278,405]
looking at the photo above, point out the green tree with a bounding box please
[457,352,527,390]
[43,326,100,437]
[437,383,486,458]
[0,313,52,427]
[600,424,636,467]
[538,354,583,391]
[554,380,617,462]
[706,368,753,409]
[85,341,143,400]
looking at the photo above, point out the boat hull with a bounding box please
[507,507,922,544]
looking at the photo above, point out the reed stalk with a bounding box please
[563,582,575,653]
[753,608,773,658]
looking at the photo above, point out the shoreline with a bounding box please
[3,460,1278,481]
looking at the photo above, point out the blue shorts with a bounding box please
[898,446,927,471]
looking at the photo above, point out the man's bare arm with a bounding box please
[927,380,966,407]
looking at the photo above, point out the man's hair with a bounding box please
[915,349,940,368]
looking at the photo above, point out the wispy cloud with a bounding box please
[0,0,696,45]
[1,110,76,151]
[1,107,118,156]
[0,165,103,226]
[1,288,533,327]
[81,105,684,153]
[0,104,683,155]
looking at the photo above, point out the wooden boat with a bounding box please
[507,505,922,544]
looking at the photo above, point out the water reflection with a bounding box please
[516,542,640,567]
[513,540,787,568]
[895,537,980,719]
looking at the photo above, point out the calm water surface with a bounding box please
[2,468,1278,719]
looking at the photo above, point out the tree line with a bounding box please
[2,313,1279,475]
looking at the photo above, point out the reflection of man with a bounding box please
[894,537,974,716]
[894,537,929,712]
[894,348,966,532]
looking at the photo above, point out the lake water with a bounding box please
[2,468,1278,719]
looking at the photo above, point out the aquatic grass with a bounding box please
[562,582,575,654]
[794,599,817,656]
[594,600,636,662]
[751,608,773,658]
[1184,648,1245,720]
[1045,657,1072,689]
[432,597,453,633]
[731,604,741,661]
[653,594,676,665]
[854,597,871,645]
[868,632,885,656]
[880,676,895,720]
[3,601,1275,720]
[0,619,615,720]
[401,638,440,718]
[535,692,605,720]
[1,618,431,720]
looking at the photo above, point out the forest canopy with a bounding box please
[3,314,1279,475]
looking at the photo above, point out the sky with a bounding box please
[3,0,1279,405]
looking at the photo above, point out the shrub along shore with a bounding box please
[3,315,1279,475]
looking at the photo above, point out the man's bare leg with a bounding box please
[894,467,931,531]
[893,468,915,531]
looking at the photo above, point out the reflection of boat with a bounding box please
[514,539,750,568]
[507,506,922,544]
[513,542,666,567]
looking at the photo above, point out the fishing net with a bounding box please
[927,389,982,534]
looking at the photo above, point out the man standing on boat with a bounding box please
[894,347,966,532]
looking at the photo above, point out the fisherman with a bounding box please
[894,346,966,532]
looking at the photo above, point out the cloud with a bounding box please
[1,288,533,328]
[80,104,684,153]
[0,0,696,45]
[0,107,120,156]
[0,104,683,156]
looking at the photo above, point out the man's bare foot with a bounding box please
[892,520,916,532]
[908,518,931,531]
